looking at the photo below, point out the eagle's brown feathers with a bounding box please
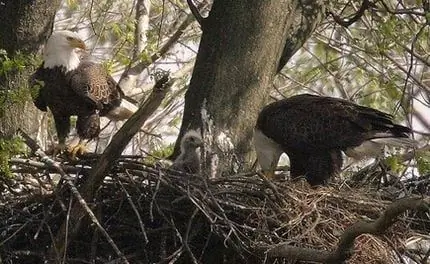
[254,94,414,186]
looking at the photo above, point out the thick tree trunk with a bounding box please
[175,0,326,176]
[0,0,60,139]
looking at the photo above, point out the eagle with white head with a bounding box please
[30,30,138,156]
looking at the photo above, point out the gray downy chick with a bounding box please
[171,130,203,173]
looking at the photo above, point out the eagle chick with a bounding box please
[171,130,203,174]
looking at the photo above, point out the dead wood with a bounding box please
[2,134,430,263]
[263,197,430,263]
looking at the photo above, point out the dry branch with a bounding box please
[187,0,204,26]
[329,0,375,28]
[2,152,430,263]
[17,129,129,263]
[118,13,195,83]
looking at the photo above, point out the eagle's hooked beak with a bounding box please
[68,37,86,50]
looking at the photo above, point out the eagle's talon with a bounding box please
[47,143,67,156]
[68,143,87,159]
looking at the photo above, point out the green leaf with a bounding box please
[416,151,430,176]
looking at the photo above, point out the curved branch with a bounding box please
[187,0,204,27]
[264,197,430,263]
[329,0,374,28]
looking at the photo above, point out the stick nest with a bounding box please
[0,156,427,263]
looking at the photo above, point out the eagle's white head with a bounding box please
[43,30,86,72]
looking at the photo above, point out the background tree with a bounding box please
[0,0,61,174]
[174,0,325,177]
[0,0,61,134]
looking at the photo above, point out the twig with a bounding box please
[329,0,374,28]
[117,174,149,244]
[118,13,195,83]
[16,129,129,263]
[263,197,430,263]
[187,0,204,27]
[183,208,200,264]
[257,172,286,208]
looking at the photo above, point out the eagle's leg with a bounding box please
[53,141,67,156]
[52,114,71,156]
[303,150,343,186]
[68,113,101,159]
[289,153,307,181]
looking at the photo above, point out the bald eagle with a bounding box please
[254,94,415,186]
[30,30,137,156]
[171,130,203,173]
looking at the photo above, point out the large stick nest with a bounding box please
[1,156,429,264]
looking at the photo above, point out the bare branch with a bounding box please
[118,13,195,86]
[187,0,204,27]
[379,0,425,16]
[86,71,172,198]
[329,0,374,28]
[17,129,129,263]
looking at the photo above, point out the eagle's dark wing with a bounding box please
[29,65,48,111]
[255,94,413,185]
[256,94,409,154]
[67,61,121,114]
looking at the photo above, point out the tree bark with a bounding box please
[0,0,60,138]
[174,0,326,176]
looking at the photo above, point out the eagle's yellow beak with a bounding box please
[68,37,86,50]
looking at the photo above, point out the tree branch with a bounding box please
[17,129,129,263]
[329,0,374,28]
[263,197,430,263]
[86,71,171,198]
[277,0,326,72]
[133,0,151,57]
[118,13,195,87]
[187,0,204,27]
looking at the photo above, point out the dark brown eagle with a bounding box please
[30,30,137,156]
[254,94,416,186]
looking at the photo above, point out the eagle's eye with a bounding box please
[66,36,74,41]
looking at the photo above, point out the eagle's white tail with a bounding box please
[370,137,418,148]
[344,136,417,160]
[106,99,139,121]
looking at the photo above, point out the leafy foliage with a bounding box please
[144,143,175,165]
[416,150,430,176]
[0,137,25,177]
